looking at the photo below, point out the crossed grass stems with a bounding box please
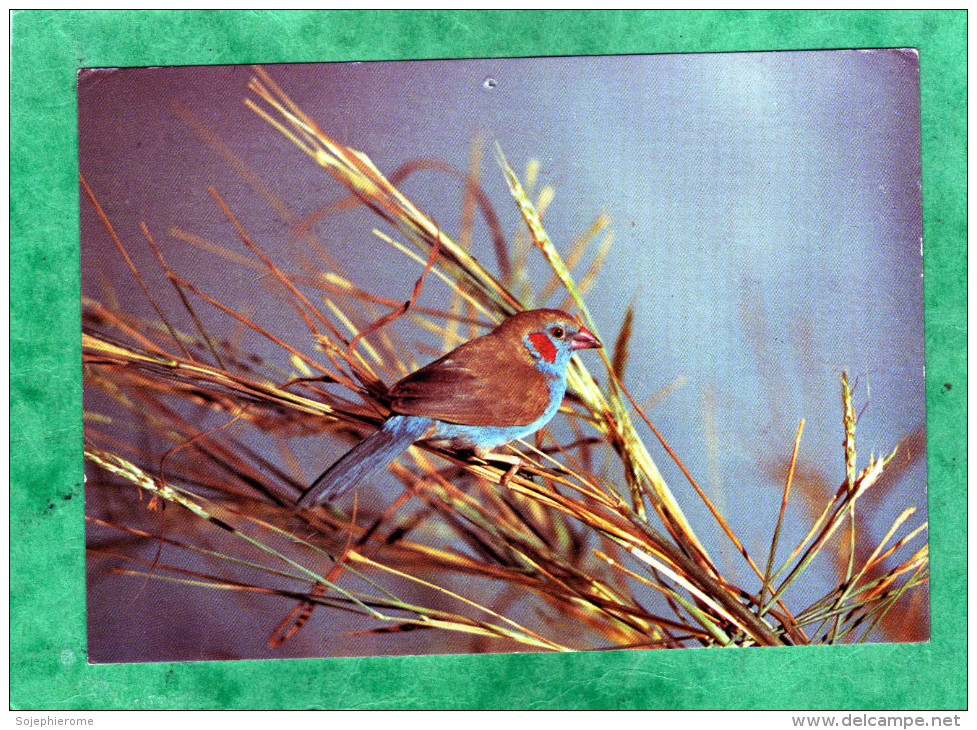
[82,67,928,654]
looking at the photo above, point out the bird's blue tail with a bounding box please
[297,415,432,508]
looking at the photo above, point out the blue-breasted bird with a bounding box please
[296,309,602,508]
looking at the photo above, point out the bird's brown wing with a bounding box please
[387,334,552,427]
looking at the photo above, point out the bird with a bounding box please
[296,308,602,508]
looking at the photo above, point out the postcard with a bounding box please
[80,52,927,662]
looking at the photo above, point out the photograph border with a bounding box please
[10,9,965,710]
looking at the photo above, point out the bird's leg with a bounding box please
[474,449,524,488]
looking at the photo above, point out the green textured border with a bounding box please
[10,10,965,710]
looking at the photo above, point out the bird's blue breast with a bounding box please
[430,372,567,451]
[425,332,573,452]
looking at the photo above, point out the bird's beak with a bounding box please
[570,326,602,350]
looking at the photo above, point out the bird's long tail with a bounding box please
[296,415,432,508]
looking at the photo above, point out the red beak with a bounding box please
[570,326,602,350]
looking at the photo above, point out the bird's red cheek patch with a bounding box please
[528,333,558,363]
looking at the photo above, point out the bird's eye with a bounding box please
[550,326,565,339]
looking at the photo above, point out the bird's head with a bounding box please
[495,309,603,376]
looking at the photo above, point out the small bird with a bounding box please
[297,309,602,507]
